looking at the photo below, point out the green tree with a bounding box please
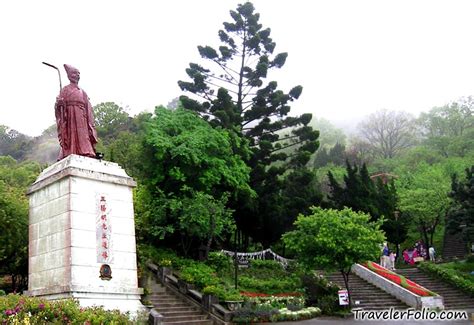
[178,2,319,245]
[418,98,474,158]
[0,157,41,291]
[446,166,474,246]
[397,163,451,253]
[136,107,253,255]
[327,162,397,220]
[314,142,346,168]
[174,191,235,258]
[283,207,385,306]
[93,102,131,144]
[0,126,32,161]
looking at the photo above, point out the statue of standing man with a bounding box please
[55,64,98,160]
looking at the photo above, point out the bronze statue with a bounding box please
[54,64,98,160]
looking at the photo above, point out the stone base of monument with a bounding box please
[25,155,145,315]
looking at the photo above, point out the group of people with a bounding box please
[380,241,436,269]
[380,243,397,270]
[402,241,436,265]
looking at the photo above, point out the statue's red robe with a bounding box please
[55,84,98,160]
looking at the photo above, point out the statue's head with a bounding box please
[64,64,80,84]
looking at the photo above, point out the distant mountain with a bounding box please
[0,124,58,164]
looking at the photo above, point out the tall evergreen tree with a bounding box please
[178,2,319,245]
[327,161,404,254]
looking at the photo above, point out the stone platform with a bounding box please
[26,154,144,314]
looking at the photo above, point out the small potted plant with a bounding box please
[224,291,243,311]
[202,285,220,310]
[177,273,194,294]
[158,258,172,281]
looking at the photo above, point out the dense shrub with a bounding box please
[205,252,232,273]
[0,295,134,324]
[418,262,474,297]
[179,263,219,289]
[238,275,300,294]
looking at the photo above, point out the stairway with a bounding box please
[326,272,409,310]
[396,267,474,310]
[442,229,468,260]
[148,282,213,325]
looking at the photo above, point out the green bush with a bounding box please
[206,252,233,272]
[249,259,283,270]
[301,273,339,307]
[179,263,219,289]
[418,262,474,297]
[0,294,132,324]
[238,275,300,294]
[0,290,5,296]
[137,244,190,270]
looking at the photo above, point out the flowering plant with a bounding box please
[362,261,437,296]
[159,258,172,267]
[241,293,305,309]
[0,294,133,324]
[273,306,321,321]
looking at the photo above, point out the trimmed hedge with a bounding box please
[418,262,474,297]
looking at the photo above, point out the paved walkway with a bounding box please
[275,314,473,325]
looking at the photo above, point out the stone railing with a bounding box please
[352,263,444,309]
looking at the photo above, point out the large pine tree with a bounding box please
[178,2,319,245]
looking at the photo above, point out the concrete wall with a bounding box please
[352,264,444,309]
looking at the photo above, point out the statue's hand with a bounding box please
[56,97,65,106]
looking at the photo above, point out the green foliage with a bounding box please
[136,107,253,255]
[418,98,474,158]
[300,273,339,311]
[447,166,474,245]
[93,102,131,144]
[205,252,233,272]
[179,263,219,289]
[0,157,40,292]
[178,1,319,246]
[418,262,474,297]
[0,295,133,324]
[397,162,452,250]
[313,143,346,168]
[238,275,300,295]
[327,161,397,221]
[0,126,32,161]
[283,207,386,273]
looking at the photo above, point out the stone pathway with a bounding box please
[275,314,472,324]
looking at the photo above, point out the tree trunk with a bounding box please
[340,269,352,307]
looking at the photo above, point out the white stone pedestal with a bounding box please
[26,155,144,314]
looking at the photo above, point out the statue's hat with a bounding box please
[64,64,79,77]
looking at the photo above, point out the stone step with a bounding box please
[326,272,409,309]
[155,302,190,308]
[155,306,198,312]
[160,310,204,316]
[162,321,213,325]
[150,297,183,303]
[149,277,211,325]
[395,267,474,310]
[163,314,209,322]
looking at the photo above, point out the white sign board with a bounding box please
[338,290,349,305]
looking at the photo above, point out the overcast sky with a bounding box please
[1,0,474,136]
